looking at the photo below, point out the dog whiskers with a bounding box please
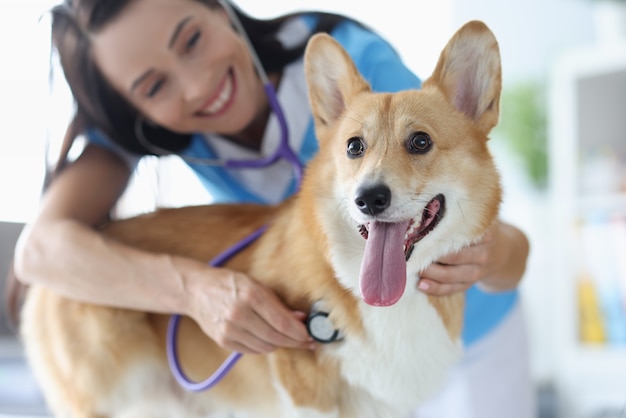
[455,200,468,226]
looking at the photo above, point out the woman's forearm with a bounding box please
[479,221,530,292]
[14,219,194,314]
[14,218,313,353]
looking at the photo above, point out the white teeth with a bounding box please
[202,74,233,114]
[405,222,417,239]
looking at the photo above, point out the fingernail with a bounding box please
[293,311,307,320]
[418,280,429,291]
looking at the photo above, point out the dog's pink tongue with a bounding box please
[360,221,409,307]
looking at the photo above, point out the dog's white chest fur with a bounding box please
[326,240,462,416]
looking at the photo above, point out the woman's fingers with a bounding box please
[417,276,472,296]
[418,258,481,296]
[236,280,313,348]
[192,269,314,353]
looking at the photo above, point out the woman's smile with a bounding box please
[195,69,236,118]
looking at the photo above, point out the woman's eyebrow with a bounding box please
[129,16,193,93]
[169,16,193,49]
[130,69,155,93]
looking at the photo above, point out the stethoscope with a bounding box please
[158,0,311,393]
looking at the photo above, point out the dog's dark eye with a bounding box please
[347,137,366,158]
[407,132,432,154]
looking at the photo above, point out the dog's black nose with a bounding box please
[355,184,391,216]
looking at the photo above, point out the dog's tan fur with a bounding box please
[20,21,503,417]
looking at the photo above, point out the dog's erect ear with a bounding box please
[304,33,371,137]
[424,20,502,135]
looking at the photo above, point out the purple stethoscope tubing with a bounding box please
[221,84,304,185]
[165,83,302,392]
[216,0,303,182]
[134,77,304,184]
[165,85,302,389]
[166,225,267,392]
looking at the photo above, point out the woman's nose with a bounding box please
[179,68,209,103]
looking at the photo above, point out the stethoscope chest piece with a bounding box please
[306,301,344,343]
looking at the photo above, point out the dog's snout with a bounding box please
[355,184,391,216]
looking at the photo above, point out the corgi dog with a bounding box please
[20,20,502,418]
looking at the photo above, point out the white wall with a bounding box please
[0,1,57,223]
[451,0,597,83]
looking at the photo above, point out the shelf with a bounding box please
[549,40,626,418]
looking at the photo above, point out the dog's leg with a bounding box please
[269,349,341,418]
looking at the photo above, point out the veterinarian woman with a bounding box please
[12,0,534,416]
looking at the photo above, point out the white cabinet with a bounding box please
[548,41,626,418]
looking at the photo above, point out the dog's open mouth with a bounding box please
[357,194,446,307]
[358,194,445,261]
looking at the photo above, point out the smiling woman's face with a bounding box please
[91,0,266,136]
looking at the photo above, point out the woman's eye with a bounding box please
[347,137,366,158]
[185,31,201,52]
[407,131,432,154]
[146,79,165,98]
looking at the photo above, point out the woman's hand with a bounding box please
[417,221,529,296]
[180,261,315,354]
